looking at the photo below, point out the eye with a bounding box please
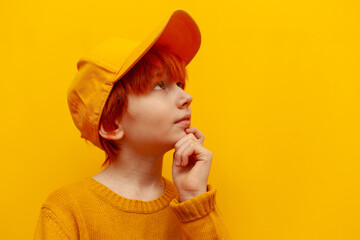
[176,81,184,88]
[153,81,165,90]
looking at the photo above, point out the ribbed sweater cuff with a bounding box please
[169,184,216,223]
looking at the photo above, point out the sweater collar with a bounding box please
[86,176,178,214]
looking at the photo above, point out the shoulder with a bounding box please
[41,178,91,212]
[36,179,90,239]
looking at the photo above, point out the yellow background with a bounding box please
[1,0,359,239]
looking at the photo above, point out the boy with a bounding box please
[34,10,231,239]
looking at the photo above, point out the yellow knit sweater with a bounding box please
[34,176,231,239]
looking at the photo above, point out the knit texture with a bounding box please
[34,176,231,239]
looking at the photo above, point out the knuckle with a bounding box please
[190,134,197,141]
[174,151,182,159]
[190,141,198,148]
[175,141,184,150]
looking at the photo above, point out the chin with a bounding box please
[158,130,188,150]
[177,130,188,139]
[165,132,186,147]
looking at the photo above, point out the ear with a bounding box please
[99,119,124,140]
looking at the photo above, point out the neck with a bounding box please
[93,146,166,200]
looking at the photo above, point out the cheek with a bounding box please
[143,102,172,123]
[129,105,171,130]
[126,96,175,133]
[147,113,172,133]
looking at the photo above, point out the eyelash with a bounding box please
[153,81,165,89]
[153,81,184,90]
[177,82,184,88]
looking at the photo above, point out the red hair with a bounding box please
[98,45,187,168]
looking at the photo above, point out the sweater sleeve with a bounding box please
[169,184,232,240]
[33,207,71,240]
[33,189,80,240]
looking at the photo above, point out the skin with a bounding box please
[95,74,213,202]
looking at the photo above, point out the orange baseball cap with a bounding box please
[67,10,201,150]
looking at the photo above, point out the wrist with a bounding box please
[178,188,207,202]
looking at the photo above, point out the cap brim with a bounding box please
[113,9,201,83]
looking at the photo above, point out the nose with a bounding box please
[177,88,193,108]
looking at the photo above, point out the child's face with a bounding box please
[118,74,193,153]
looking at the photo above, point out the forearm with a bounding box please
[170,185,232,239]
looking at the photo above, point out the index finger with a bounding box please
[174,132,196,150]
[185,127,205,145]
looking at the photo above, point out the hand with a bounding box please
[172,127,213,202]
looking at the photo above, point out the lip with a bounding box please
[175,119,191,127]
[175,114,191,123]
